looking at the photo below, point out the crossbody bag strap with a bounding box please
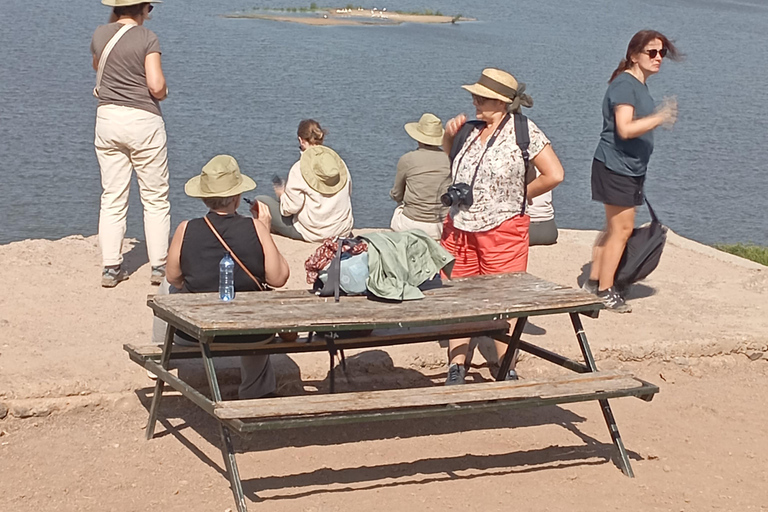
[93,24,134,98]
[203,215,265,291]
[644,197,661,224]
[514,112,531,216]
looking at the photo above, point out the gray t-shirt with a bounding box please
[91,23,162,117]
[594,72,655,177]
[389,148,452,223]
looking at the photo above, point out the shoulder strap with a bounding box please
[514,112,531,215]
[203,215,265,291]
[448,120,485,164]
[93,24,134,98]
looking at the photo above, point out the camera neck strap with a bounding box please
[453,113,512,190]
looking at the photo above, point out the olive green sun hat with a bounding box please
[300,146,348,195]
[101,0,162,7]
[404,113,445,146]
[184,155,257,198]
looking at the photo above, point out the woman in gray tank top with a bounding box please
[91,0,170,288]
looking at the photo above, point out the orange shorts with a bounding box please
[441,215,530,277]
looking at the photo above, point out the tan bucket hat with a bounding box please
[300,146,348,195]
[462,68,534,112]
[184,155,257,198]
[101,0,162,7]
[404,113,445,146]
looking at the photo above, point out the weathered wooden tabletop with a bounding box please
[148,273,602,339]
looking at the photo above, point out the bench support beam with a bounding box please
[200,337,248,512]
[146,324,175,439]
[570,312,634,478]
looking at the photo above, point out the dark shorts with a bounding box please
[591,159,645,207]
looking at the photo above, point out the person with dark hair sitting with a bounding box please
[153,155,290,399]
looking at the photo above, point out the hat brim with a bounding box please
[461,83,513,103]
[404,122,444,146]
[184,174,257,198]
[300,147,348,195]
[101,0,162,7]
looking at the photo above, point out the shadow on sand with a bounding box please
[134,349,640,505]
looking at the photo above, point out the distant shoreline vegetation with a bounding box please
[714,244,768,266]
[225,5,472,25]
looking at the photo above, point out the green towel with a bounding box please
[361,230,455,301]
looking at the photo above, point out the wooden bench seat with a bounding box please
[214,371,658,432]
[124,320,511,361]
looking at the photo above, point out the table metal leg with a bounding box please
[496,317,527,381]
[146,324,175,440]
[569,313,634,477]
[200,338,248,511]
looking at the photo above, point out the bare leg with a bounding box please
[448,337,471,366]
[588,231,607,281]
[596,205,635,291]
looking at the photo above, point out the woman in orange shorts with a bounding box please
[441,68,565,385]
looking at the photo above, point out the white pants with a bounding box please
[390,205,443,240]
[94,104,170,267]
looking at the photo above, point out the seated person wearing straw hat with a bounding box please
[153,155,290,399]
[258,119,354,243]
[389,113,452,240]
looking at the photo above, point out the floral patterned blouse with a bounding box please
[450,118,550,232]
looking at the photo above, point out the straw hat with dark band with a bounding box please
[462,68,534,112]
[185,155,257,198]
[300,146,348,195]
[404,113,445,146]
[101,0,162,7]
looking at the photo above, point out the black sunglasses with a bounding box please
[147,4,154,12]
[645,48,668,59]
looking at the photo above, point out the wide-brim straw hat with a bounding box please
[404,113,445,146]
[101,0,162,7]
[185,155,257,198]
[461,68,521,104]
[300,146,348,195]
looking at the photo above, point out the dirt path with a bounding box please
[0,230,766,510]
[1,360,766,512]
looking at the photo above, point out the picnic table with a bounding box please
[125,272,658,512]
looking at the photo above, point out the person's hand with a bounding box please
[445,114,467,137]
[657,96,678,129]
[273,183,285,199]
[252,201,272,228]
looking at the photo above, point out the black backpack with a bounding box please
[614,198,668,288]
[448,113,534,214]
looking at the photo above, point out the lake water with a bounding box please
[1,0,767,246]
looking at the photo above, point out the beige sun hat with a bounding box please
[461,68,534,111]
[184,155,257,198]
[404,113,445,146]
[101,0,162,7]
[300,146,348,195]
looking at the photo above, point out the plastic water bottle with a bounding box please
[219,253,235,301]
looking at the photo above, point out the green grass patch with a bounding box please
[714,244,768,266]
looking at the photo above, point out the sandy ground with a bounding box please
[225,10,474,26]
[0,229,766,511]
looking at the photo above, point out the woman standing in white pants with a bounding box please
[91,0,170,287]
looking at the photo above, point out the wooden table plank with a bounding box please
[214,372,641,420]
[148,273,602,338]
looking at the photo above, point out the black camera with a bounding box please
[440,182,473,208]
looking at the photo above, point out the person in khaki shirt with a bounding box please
[389,113,452,240]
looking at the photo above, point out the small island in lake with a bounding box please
[224,5,476,26]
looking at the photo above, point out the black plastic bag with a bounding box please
[614,199,668,287]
